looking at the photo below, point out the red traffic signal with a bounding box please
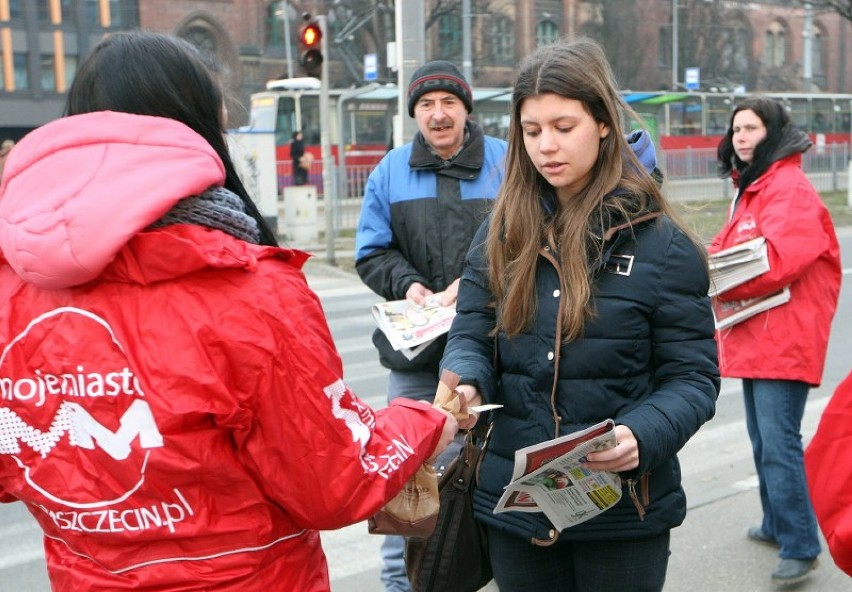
[298,18,323,77]
[300,22,321,48]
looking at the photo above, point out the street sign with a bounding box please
[364,53,378,81]
[685,67,700,91]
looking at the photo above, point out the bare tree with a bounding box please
[794,0,852,22]
[671,0,757,91]
[580,0,653,90]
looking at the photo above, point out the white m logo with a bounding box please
[0,399,164,460]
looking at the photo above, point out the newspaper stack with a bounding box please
[707,236,769,297]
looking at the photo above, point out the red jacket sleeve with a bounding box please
[806,371,852,577]
[229,264,446,531]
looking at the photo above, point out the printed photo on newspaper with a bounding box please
[371,293,457,360]
[494,419,622,530]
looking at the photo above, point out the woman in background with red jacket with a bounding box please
[710,96,841,586]
[0,31,458,592]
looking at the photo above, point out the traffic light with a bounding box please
[299,14,323,78]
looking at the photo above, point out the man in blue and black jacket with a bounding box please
[354,60,507,592]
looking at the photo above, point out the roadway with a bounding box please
[1,229,851,592]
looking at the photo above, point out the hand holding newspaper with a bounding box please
[494,419,622,530]
[372,293,457,360]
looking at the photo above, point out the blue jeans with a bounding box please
[487,525,670,592]
[381,370,459,592]
[743,379,821,560]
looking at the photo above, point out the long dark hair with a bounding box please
[716,96,795,196]
[488,38,685,340]
[65,30,278,246]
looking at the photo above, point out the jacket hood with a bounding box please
[625,129,657,175]
[0,111,225,289]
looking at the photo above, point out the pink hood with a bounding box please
[0,111,225,289]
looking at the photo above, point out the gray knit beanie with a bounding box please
[407,60,473,117]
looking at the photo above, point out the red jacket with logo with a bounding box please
[0,112,446,591]
[708,154,841,386]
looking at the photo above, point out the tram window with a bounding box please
[477,117,509,140]
[811,98,834,133]
[786,98,809,132]
[706,95,732,135]
[301,96,321,145]
[274,97,296,146]
[249,96,277,132]
[669,98,702,136]
[353,112,389,145]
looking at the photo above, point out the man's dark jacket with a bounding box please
[355,121,507,372]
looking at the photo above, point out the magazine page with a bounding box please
[371,293,456,359]
[713,285,791,330]
[708,237,769,297]
[494,419,622,530]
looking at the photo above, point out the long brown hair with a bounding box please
[487,38,687,340]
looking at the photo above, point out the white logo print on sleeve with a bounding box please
[323,379,415,478]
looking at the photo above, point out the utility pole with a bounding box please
[317,14,335,265]
[672,0,679,90]
[395,0,424,146]
[803,3,814,92]
[462,0,472,82]
[279,1,293,79]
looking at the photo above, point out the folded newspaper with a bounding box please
[494,419,621,530]
[371,293,457,360]
[713,285,791,330]
[708,236,769,297]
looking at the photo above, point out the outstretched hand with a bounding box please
[454,384,482,430]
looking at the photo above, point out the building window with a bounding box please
[84,0,124,27]
[267,2,285,50]
[14,52,28,90]
[658,26,671,67]
[64,54,77,88]
[182,26,218,56]
[723,26,749,72]
[536,19,559,47]
[9,0,24,19]
[437,13,461,60]
[40,54,55,91]
[765,22,786,67]
[37,0,51,22]
[491,16,514,65]
[812,28,824,76]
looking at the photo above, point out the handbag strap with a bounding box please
[467,419,493,486]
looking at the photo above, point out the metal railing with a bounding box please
[278,143,850,237]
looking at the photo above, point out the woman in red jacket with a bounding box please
[0,31,459,591]
[710,96,841,586]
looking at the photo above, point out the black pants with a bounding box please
[294,165,308,185]
[486,525,670,592]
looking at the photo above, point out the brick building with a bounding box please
[1,0,850,139]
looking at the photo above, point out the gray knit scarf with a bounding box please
[150,186,262,245]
